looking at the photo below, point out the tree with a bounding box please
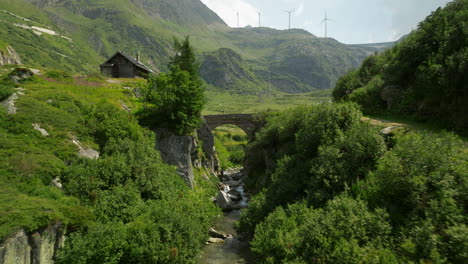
[146,36,205,135]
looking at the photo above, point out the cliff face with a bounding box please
[0,224,65,264]
[154,122,220,189]
[0,46,21,66]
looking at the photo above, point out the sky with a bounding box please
[200,0,450,44]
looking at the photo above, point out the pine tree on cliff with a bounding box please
[145,36,205,135]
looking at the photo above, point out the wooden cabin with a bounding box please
[100,51,153,78]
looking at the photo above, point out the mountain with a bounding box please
[0,0,383,93]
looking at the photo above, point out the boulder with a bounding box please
[209,228,228,239]
[228,189,242,201]
[380,125,404,135]
[51,177,63,189]
[32,123,49,137]
[207,237,224,244]
[71,137,99,160]
[216,190,232,210]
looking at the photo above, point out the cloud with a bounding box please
[200,0,258,27]
[383,0,444,40]
[294,2,304,16]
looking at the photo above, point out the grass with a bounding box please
[213,125,248,169]
[0,70,145,240]
[203,89,332,115]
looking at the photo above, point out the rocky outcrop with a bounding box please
[197,121,219,172]
[0,46,21,66]
[154,122,221,189]
[0,224,65,264]
[71,137,99,160]
[155,128,196,188]
[9,68,33,84]
[1,93,19,114]
[32,124,50,137]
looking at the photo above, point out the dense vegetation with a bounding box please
[212,125,248,169]
[0,69,218,263]
[239,103,467,263]
[333,0,467,134]
[140,37,205,135]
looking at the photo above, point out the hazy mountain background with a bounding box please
[0,0,392,94]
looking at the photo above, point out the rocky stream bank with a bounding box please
[200,168,254,264]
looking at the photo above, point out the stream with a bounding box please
[198,168,254,264]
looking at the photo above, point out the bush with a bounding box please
[240,103,386,237]
[251,196,397,264]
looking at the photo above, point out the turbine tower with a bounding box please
[257,11,261,27]
[236,11,239,28]
[321,10,334,38]
[284,8,295,31]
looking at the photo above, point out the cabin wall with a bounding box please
[109,54,136,78]
[136,67,150,78]
[100,66,113,77]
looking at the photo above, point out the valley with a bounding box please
[0,0,466,264]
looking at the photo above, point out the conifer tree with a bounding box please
[146,36,205,135]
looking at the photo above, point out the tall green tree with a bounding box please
[145,36,205,135]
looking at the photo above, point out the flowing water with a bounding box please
[198,169,254,264]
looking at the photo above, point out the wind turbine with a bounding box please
[284,8,295,31]
[257,11,261,28]
[321,10,334,38]
[236,11,240,28]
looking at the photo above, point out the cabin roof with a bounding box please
[102,51,153,73]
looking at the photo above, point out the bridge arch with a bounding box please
[203,114,260,140]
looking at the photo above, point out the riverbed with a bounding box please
[198,169,254,264]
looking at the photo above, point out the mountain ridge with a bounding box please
[0,0,394,93]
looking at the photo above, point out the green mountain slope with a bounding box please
[200,48,269,94]
[0,0,384,94]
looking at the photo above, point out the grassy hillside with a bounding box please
[0,0,383,94]
[333,0,467,134]
[0,68,219,262]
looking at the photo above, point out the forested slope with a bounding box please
[239,103,467,263]
[333,0,467,134]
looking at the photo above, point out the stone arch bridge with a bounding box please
[203,114,263,140]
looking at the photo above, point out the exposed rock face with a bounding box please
[153,123,222,189]
[0,231,30,264]
[197,121,219,172]
[0,46,21,66]
[9,68,34,84]
[155,128,195,188]
[0,224,65,264]
[0,93,19,114]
